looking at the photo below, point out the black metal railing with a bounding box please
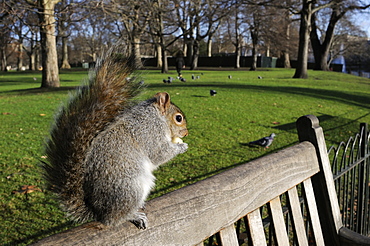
[328,123,370,236]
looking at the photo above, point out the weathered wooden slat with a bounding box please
[269,196,290,245]
[247,209,267,246]
[287,186,309,246]
[219,224,239,246]
[32,142,319,246]
[303,178,325,245]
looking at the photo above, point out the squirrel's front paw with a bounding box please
[130,212,148,230]
[177,142,188,154]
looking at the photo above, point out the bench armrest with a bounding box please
[339,227,370,246]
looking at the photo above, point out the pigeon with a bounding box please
[180,77,186,82]
[210,90,217,96]
[249,133,276,148]
[258,75,262,79]
[228,75,232,79]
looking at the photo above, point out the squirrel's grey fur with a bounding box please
[42,46,188,229]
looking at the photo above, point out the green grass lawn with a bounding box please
[1,68,369,245]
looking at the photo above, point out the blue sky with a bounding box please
[355,14,370,37]
[353,3,370,37]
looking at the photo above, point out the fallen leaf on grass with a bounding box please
[39,114,46,116]
[272,121,280,125]
[12,185,41,195]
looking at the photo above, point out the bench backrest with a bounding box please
[32,115,344,245]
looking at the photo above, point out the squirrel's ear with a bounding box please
[154,92,171,115]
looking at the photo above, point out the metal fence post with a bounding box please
[358,123,369,235]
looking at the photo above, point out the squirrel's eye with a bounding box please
[175,113,183,123]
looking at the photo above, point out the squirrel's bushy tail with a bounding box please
[43,47,143,222]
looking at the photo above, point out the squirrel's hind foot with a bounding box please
[129,212,148,230]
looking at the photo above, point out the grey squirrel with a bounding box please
[42,47,188,230]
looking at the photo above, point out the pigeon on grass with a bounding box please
[248,133,276,148]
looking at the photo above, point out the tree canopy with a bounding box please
[1,0,369,84]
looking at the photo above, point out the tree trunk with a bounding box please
[17,42,23,71]
[250,47,257,71]
[39,0,60,88]
[1,48,7,71]
[282,22,291,68]
[282,51,291,68]
[235,44,240,69]
[28,35,36,71]
[310,12,328,71]
[265,44,270,57]
[207,38,212,57]
[156,44,162,67]
[293,0,312,79]
[185,37,193,68]
[310,8,341,71]
[29,52,35,71]
[132,36,142,68]
[250,28,258,71]
[160,44,168,73]
[191,39,199,70]
[60,36,71,69]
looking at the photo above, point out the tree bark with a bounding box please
[185,37,194,68]
[190,39,199,70]
[132,36,142,68]
[160,44,168,73]
[29,51,36,71]
[59,8,71,70]
[156,44,162,67]
[39,0,60,88]
[1,48,7,71]
[250,27,258,71]
[282,22,291,68]
[60,36,71,69]
[293,0,312,79]
[28,33,37,71]
[282,51,291,68]
[310,7,341,71]
[17,42,23,71]
[235,45,240,69]
[207,38,212,57]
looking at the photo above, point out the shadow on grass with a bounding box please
[150,83,370,109]
[273,113,370,132]
[2,81,369,110]
[0,86,77,95]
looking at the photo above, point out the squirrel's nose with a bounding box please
[181,129,188,137]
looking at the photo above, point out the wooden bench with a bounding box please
[32,115,370,245]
